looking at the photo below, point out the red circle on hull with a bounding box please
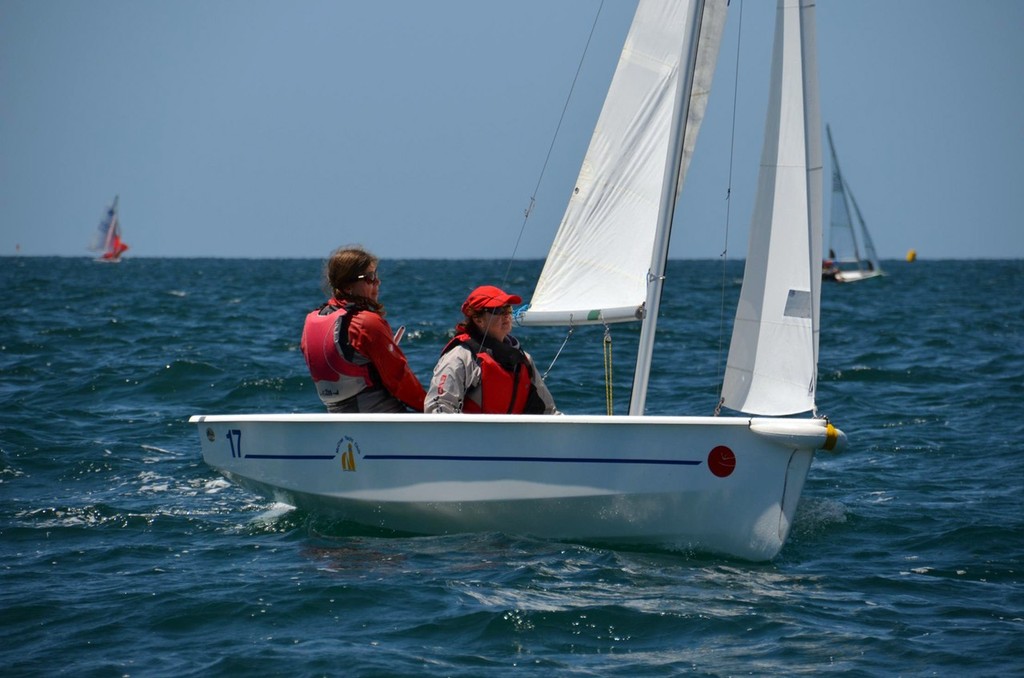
[708,445,736,478]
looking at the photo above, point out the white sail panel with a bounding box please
[721,0,822,415]
[521,0,725,327]
[826,124,884,279]
[826,127,860,264]
[90,196,120,253]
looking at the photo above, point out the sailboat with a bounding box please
[822,125,883,282]
[90,195,129,263]
[190,0,846,562]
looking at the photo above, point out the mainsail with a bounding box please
[720,0,822,416]
[826,126,860,264]
[520,0,727,328]
[826,124,883,278]
[90,195,128,261]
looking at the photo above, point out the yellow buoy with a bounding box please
[906,248,917,262]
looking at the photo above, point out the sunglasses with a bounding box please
[481,304,513,316]
[354,271,380,283]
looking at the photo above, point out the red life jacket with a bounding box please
[301,301,379,407]
[442,332,536,414]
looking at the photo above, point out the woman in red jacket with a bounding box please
[301,246,425,413]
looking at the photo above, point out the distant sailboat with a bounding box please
[822,125,883,283]
[90,195,129,263]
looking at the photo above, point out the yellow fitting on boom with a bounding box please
[823,422,839,451]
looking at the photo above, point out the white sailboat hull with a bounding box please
[190,413,844,561]
[833,268,884,284]
[190,0,847,564]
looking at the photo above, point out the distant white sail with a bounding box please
[824,124,884,282]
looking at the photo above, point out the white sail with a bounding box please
[825,124,884,282]
[721,0,822,416]
[847,187,881,270]
[826,126,860,263]
[89,195,129,262]
[520,0,727,327]
[90,196,119,252]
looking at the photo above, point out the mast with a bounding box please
[801,0,823,398]
[629,0,708,416]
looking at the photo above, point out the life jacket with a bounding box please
[301,301,380,407]
[441,332,543,414]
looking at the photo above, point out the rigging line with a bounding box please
[542,320,575,380]
[715,0,744,412]
[500,0,606,286]
[602,321,613,415]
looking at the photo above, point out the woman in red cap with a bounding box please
[425,285,558,414]
[301,246,425,413]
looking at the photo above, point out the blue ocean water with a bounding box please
[1,257,1022,676]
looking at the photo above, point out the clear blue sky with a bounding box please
[2,0,1022,260]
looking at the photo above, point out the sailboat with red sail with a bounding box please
[90,195,128,263]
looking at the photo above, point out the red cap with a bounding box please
[461,285,522,315]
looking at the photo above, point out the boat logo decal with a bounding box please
[336,436,360,472]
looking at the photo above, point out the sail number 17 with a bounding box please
[226,429,242,458]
